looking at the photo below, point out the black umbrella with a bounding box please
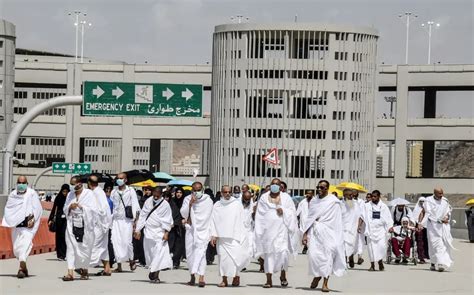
[119,169,156,185]
[77,173,114,185]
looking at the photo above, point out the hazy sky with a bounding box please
[1,0,473,65]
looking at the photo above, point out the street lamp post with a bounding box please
[421,21,441,64]
[68,11,86,63]
[399,12,418,64]
[384,96,397,178]
[79,20,92,63]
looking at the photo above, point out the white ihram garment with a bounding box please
[254,192,299,273]
[180,194,213,276]
[361,201,393,262]
[303,195,346,278]
[2,188,42,261]
[64,189,98,269]
[111,186,140,263]
[90,186,113,265]
[342,199,362,257]
[135,197,173,272]
[242,200,256,258]
[423,196,454,268]
[210,197,250,277]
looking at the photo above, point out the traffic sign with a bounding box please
[263,148,279,165]
[52,162,92,174]
[83,81,202,117]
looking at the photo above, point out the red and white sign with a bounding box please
[263,148,279,165]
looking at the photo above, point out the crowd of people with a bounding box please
[2,174,455,292]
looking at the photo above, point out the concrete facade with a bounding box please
[0,19,15,190]
[209,23,379,195]
[9,54,212,191]
[376,64,474,196]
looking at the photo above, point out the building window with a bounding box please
[13,107,27,114]
[332,111,345,120]
[14,91,27,99]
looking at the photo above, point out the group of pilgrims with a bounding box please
[3,174,455,292]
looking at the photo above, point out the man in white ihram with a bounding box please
[180,181,213,288]
[419,187,454,272]
[254,178,299,288]
[134,187,173,283]
[302,180,346,292]
[88,175,113,276]
[62,176,99,281]
[297,190,314,254]
[358,190,393,272]
[111,172,140,272]
[342,188,362,268]
[210,185,250,287]
[2,176,42,279]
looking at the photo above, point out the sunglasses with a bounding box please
[316,186,328,190]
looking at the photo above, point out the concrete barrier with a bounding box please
[0,217,55,260]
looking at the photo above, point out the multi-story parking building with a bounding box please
[209,23,379,195]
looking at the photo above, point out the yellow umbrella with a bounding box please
[248,184,261,192]
[328,185,343,198]
[336,182,368,193]
[182,186,192,191]
[130,179,158,188]
[466,199,474,206]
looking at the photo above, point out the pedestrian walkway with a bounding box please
[0,239,472,294]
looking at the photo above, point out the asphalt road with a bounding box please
[0,239,472,294]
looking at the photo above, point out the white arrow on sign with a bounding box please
[182,88,194,101]
[162,88,174,100]
[92,86,105,98]
[112,87,124,99]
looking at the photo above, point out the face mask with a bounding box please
[69,184,75,191]
[270,184,280,194]
[17,183,27,193]
[116,179,125,186]
[233,193,240,198]
[194,191,203,199]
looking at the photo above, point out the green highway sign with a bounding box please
[52,162,92,174]
[83,81,202,117]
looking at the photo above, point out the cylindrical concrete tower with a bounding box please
[0,19,16,191]
[210,23,378,195]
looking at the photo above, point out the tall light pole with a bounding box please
[79,20,92,63]
[384,96,397,178]
[68,11,87,63]
[399,12,418,64]
[421,21,440,64]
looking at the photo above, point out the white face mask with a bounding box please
[233,193,240,198]
[116,179,125,186]
[194,191,203,199]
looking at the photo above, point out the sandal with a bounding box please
[231,276,240,287]
[95,270,111,276]
[218,282,228,288]
[263,283,272,288]
[112,268,123,273]
[280,277,288,287]
[17,270,26,279]
[310,277,321,289]
[62,274,74,281]
[198,281,206,288]
[187,275,196,286]
[130,261,137,271]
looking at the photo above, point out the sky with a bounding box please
[1,0,473,117]
[1,0,473,65]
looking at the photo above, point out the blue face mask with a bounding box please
[270,184,280,194]
[116,179,125,186]
[17,183,28,193]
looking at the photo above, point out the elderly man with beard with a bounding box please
[342,188,362,268]
[420,188,454,272]
[210,185,250,287]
